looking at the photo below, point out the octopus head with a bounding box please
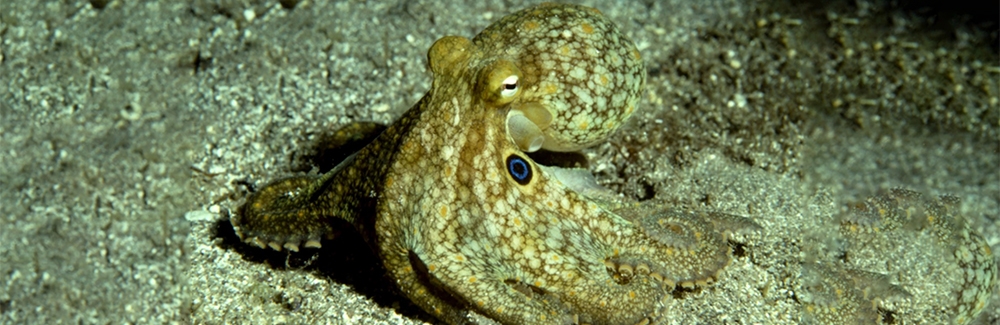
[474,3,646,152]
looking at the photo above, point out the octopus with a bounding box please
[231,3,758,324]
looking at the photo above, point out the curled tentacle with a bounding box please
[609,206,760,288]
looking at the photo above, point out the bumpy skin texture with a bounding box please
[231,4,752,325]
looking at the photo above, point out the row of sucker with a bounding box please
[611,205,761,289]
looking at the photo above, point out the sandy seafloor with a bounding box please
[1,0,998,324]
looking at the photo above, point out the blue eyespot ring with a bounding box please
[506,154,532,185]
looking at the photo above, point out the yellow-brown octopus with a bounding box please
[232,3,756,324]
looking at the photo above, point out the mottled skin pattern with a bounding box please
[231,3,749,325]
[827,189,997,324]
[474,4,644,152]
[792,188,997,325]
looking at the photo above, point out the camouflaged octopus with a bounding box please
[232,4,755,324]
[799,189,997,325]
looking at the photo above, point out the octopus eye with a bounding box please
[505,154,532,185]
[500,75,519,97]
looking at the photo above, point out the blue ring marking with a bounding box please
[506,155,532,185]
